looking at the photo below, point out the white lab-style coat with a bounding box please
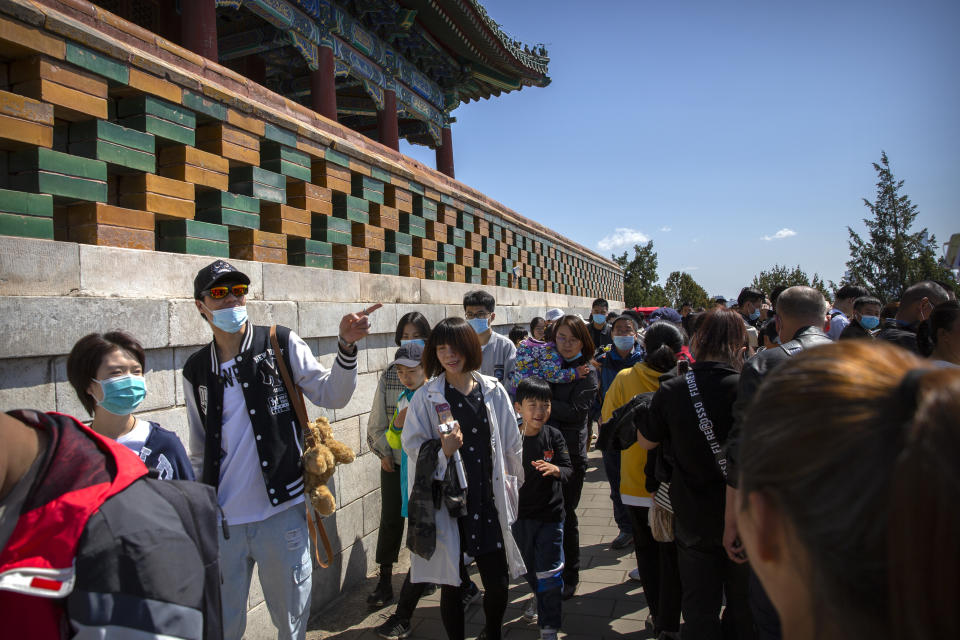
[401,371,526,585]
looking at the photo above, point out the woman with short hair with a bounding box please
[67,331,193,480]
[402,317,524,640]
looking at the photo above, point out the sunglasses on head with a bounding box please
[204,284,249,299]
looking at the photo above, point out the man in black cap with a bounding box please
[183,260,379,640]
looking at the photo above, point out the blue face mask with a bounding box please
[94,374,147,415]
[612,335,635,352]
[401,338,425,347]
[860,315,880,330]
[468,317,489,334]
[592,313,606,325]
[749,309,761,321]
[204,304,248,333]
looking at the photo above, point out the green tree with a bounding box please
[664,271,710,309]
[612,240,667,307]
[845,151,956,299]
[751,264,831,299]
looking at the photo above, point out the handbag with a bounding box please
[269,326,335,569]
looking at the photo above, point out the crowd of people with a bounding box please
[1,260,958,640]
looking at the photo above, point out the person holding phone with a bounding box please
[402,317,525,640]
[182,260,377,640]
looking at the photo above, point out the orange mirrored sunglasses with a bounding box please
[204,284,249,299]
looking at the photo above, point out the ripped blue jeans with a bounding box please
[512,518,564,632]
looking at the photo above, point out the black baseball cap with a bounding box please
[194,260,250,299]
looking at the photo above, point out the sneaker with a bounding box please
[462,580,481,609]
[644,614,655,632]
[540,628,559,640]
[628,568,642,582]
[561,583,577,600]
[375,614,411,640]
[611,531,633,549]
[522,598,538,623]
[367,576,394,608]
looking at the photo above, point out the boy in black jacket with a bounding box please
[512,377,572,640]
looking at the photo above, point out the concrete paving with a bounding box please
[306,446,653,639]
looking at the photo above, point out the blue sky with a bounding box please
[400,0,960,299]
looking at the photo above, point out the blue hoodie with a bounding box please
[592,342,646,417]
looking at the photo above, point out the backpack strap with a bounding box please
[269,325,334,569]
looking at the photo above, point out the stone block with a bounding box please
[362,489,382,537]
[332,372,378,421]
[358,412,370,455]
[78,244,264,300]
[312,335,338,370]
[419,278,474,305]
[396,303,446,330]
[168,299,211,347]
[0,355,55,412]
[365,333,391,374]
[297,302,350,339]
[330,495,363,553]
[335,450,380,507]
[0,297,167,358]
[340,535,374,592]
[357,272,420,304]
[262,262,360,303]
[246,301,298,334]
[53,347,175,419]
[0,236,79,295]
[444,304,464,320]
[330,415,360,458]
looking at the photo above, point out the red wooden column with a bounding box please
[311,45,338,122]
[181,0,218,61]
[377,89,399,151]
[436,126,454,178]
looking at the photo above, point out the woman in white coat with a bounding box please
[402,317,525,640]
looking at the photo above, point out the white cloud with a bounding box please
[597,228,650,252]
[762,228,797,241]
[660,226,672,232]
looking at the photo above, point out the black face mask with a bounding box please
[916,319,935,357]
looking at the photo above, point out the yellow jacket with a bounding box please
[601,361,663,506]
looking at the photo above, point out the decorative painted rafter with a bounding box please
[217,0,320,70]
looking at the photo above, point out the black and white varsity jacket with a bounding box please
[182,324,357,507]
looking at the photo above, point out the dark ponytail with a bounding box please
[643,322,685,373]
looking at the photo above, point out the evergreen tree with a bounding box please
[751,264,830,299]
[612,240,667,307]
[846,151,954,299]
[664,271,710,309]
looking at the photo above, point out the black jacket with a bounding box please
[547,355,598,467]
[876,318,919,354]
[839,320,874,341]
[726,326,833,486]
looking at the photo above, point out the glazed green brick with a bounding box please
[118,96,196,128]
[446,228,465,248]
[65,42,128,85]
[0,188,53,217]
[475,252,489,269]
[457,211,474,232]
[10,148,107,181]
[69,140,155,174]
[261,142,310,167]
[370,167,391,183]
[406,181,424,195]
[435,243,456,262]
[466,267,482,284]
[520,277,529,289]
[491,224,502,240]
[399,213,425,235]
[230,166,285,189]
[181,90,226,121]
[412,195,437,219]
[370,262,399,276]
[385,230,411,251]
[496,272,509,286]
[158,236,229,258]
[440,194,454,206]
[369,250,400,266]
[358,188,383,204]
[158,219,229,242]
[288,237,333,256]
[229,181,285,204]
[119,115,195,146]
[324,148,350,168]
[70,120,155,153]
[312,228,352,245]
[482,236,496,253]
[385,241,412,254]
[289,253,333,268]
[509,246,519,260]
[261,158,311,182]
[426,261,448,281]
[197,191,260,214]
[263,122,297,147]
[195,207,260,230]
[333,192,368,212]
[0,212,54,239]
[351,174,384,196]
[11,172,107,203]
[313,214,352,234]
